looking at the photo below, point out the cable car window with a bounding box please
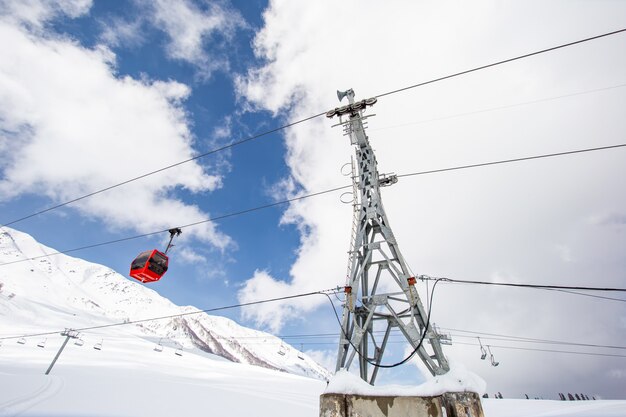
[130,251,152,270]
[152,252,167,265]
[147,251,168,275]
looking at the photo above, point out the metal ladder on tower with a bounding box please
[345,156,359,285]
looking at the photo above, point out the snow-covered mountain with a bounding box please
[0,227,330,380]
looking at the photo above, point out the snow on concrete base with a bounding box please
[321,365,486,417]
[325,362,486,397]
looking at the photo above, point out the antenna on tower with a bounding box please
[337,89,354,103]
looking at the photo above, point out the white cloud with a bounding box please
[211,115,232,140]
[238,269,295,332]
[99,17,145,49]
[0,0,92,29]
[304,349,335,373]
[0,18,231,250]
[97,0,247,79]
[236,0,626,397]
[145,0,246,77]
[176,247,207,264]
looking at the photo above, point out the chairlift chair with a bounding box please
[277,343,286,356]
[297,344,304,360]
[94,339,103,350]
[17,337,26,345]
[487,345,499,367]
[74,336,84,346]
[478,337,487,360]
[37,338,46,348]
[175,347,183,356]
[154,339,164,352]
[439,333,452,345]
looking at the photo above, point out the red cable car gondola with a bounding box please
[130,228,181,283]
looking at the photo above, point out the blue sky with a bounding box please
[1,0,626,398]
[0,0,298,306]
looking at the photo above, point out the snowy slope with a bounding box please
[1,339,625,417]
[0,227,330,380]
[2,356,625,417]
[0,335,326,417]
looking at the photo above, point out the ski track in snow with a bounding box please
[0,374,64,416]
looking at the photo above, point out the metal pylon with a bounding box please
[327,89,449,384]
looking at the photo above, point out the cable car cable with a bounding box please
[213,330,626,355]
[1,141,625,268]
[190,327,626,352]
[545,288,626,303]
[452,341,626,359]
[2,27,624,229]
[418,275,626,293]
[0,287,341,342]
[397,143,626,180]
[4,286,625,362]
[0,184,352,267]
[371,83,626,132]
[447,333,626,351]
[440,328,626,350]
[375,28,626,99]
[0,112,326,229]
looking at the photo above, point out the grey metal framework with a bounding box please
[327,89,450,384]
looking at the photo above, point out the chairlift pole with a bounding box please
[45,329,78,375]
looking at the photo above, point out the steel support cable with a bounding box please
[283,329,626,352]
[249,340,626,359]
[287,336,626,355]
[397,143,626,180]
[375,28,626,99]
[229,332,626,358]
[0,184,352,267]
[371,83,626,132]
[441,328,626,350]
[5,286,625,362]
[545,288,626,303]
[1,142,625,268]
[446,333,626,351]
[0,288,340,341]
[452,341,626,359]
[277,328,626,351]
[419,275,626,293]
[0,111,327,229]
[210,329,626,351]
[2,28,625,229]
[225,340,626,358]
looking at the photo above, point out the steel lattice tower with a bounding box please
[327,89,450,384]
